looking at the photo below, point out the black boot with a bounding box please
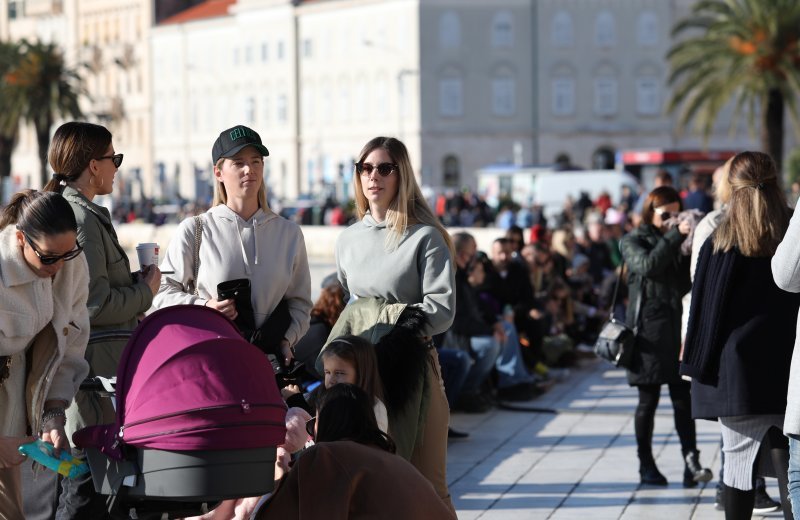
[683,450,712,488]
[722,484,755,520]
[639,458,668,486]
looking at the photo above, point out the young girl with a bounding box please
[321,336,388,433]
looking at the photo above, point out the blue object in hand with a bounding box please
[18,439,89,479]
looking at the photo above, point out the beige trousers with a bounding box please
[0,466,24,520]
[410,349,455,516]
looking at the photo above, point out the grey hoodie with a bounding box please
[335,214,455,337]
[153,204,311,346]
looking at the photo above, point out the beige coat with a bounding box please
[0,226,90,438]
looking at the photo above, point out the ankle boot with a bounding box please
[683,450,712,488]
[639,459,668,486]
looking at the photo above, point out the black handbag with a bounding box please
[594,262,641,368]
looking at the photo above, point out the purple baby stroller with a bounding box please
[74,305,287,519]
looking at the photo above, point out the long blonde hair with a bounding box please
[713,151,790,257]
[212,156,268,210]
[352,137,454,256]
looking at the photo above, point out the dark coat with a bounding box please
[452,267,494,339]
[620,225,691,386]
[687,252,800,419]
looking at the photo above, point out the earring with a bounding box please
[89,175,104,189]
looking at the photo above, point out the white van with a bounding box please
[533,170,640,220]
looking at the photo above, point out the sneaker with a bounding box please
[752,486,780,514]
[714,485,724,511]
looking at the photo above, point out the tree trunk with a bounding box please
[0,134,15,204]
[36,117,51,189]
[762,88,785,181]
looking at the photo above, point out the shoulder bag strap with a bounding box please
[191,215,203,296]
[607,260,625,320]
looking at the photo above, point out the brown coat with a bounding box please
[256,441,455,520]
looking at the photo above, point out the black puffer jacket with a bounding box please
[620,225,691,386]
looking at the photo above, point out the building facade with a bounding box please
[2,0,775,204]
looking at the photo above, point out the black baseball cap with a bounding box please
[211,125,270,164]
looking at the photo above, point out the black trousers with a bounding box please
[635,381,696,462]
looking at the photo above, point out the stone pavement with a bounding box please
[447,358,784,519]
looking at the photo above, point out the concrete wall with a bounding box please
[116,222,505,270]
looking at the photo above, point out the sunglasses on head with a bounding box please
[95,153,124,168]
[355,162,397,177]
[305,416,316,438]
[23,233,83,265]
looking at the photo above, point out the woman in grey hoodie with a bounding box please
[334,137,456,514]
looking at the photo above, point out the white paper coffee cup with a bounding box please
[136,242,159,267]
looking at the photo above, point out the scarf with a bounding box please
[680,239,738,384]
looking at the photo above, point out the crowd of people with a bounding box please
[3,118,800,520]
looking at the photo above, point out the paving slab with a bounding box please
[448,359,783,519]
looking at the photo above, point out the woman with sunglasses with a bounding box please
[0,190,90,519]
[332,137,455,512]
[38,121,161,518]
[620,186,712,488]
[256,384,455,519]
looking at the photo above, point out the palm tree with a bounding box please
[667,0,800,174]
[0,41,23,203]
[3,40,83,187]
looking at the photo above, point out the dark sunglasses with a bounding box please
[355,162,397,177]
[305,416,316,438]
[95,153,124,168]
[654,207,678,220]
[23,233,83,265]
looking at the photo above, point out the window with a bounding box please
[443,155,460,187]
[277,94,288,124]
[338,84,350,122]
[551,78,575,116]
[491,11,514,48]
[492,78,515,116]
[302,38,313,58]
[439,78,463,117]
[261,42,268,62]
[594,11,616,48]
[245,97,256,124]
[262,95,270,125]
[637,11,659,47]
[245,46,253,64]
[277,41,285,60]
[375,77,388,117]
[594,78,618,115]
[8,0,25,20]
[439,11,461,49]
[636,78,661,115]
[233,48,240,66]
[551,11,573,47]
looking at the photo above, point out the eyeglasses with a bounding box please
[23,233,83,265]
[95,153,124,168]
[305,416,316,438]
[356,162,397,177]
[654,207,678,220]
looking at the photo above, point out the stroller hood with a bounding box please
[74,305,286,459]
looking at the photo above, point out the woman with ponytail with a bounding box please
[683,151,798,519]
[39,122,160,518]
[0,190,90,519]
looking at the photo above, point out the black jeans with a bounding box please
[635,381,696,463]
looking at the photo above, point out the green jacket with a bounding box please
[62,187,152,436]
[318,297,429,460]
